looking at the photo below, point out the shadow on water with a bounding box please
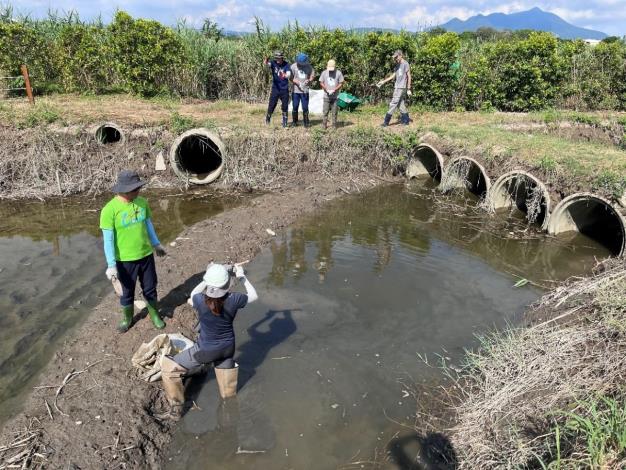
[238,308,298,389]
[387,432,458,470]
[184,308,297,398]
[165,183,614,470]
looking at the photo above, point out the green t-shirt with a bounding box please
[99,196,153,262]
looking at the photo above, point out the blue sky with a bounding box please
[7,1,626,36]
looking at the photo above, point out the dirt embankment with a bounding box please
[0,173,391,469]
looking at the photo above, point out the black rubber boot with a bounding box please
[381,113,392,127]
[400,113,410,125]
[292,112,298,127]
[282,112,288,128]
[303,111,310,128]
[265,114,271,125]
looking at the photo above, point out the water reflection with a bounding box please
[266,183,610,287]
[167,183,611,470]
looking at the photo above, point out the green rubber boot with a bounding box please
[147,301,165,330]
[118,305,134,333]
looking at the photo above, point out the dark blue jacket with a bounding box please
[268,60,291,92]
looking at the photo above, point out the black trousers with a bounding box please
[117,254,157,306]
[267,88,289,116]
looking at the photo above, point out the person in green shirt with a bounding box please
[99,170,167,332]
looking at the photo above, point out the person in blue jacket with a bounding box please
[264,50,291,127]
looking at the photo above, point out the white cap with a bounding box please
[203,264,232,298]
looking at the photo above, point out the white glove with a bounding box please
[105,266,118,280]
[407,90,412,97]
[235,265,245,279]
[376,80,384,88]
[154,244,167,257]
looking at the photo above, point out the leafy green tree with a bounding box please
[412,32,461,109]
[109,11,186,96]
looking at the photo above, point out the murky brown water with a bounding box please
[164,182,610,469]
[0,190,246,425]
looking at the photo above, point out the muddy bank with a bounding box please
[2,121,621,204]
[0,123,403,200]
[0,175,387,469]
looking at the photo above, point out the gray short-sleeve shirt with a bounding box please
[319,69,344,93]
[394,60,410,89]
[291,63,315,94]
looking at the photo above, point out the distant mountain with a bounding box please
[439,7,607,40]
[350,27,402,34]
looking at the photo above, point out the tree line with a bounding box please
[1,8,625,111]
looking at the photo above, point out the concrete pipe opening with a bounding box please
[170,128,225,185]
[406,144,444,182]
[95,123,124,144]
[487,170,551,228]
[441,156,491,198]
[547,193,626,256]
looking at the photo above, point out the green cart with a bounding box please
[336,92,362,111]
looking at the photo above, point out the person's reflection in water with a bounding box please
[269,237,288,287]
[289,228,307,279]
[374,226,393,273]
[237,309,297,389]
[315,234,334,283]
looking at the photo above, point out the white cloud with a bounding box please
[8,0,626,36]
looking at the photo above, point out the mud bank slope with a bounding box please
[0,175,387,469]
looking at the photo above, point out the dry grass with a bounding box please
[0,126,178,200]
[450,261,626,469]
[0,419,48,469]
[1,94,625,199]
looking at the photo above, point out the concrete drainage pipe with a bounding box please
[169,128,226,185]
[406,144,444,182]
[547,193,626,256]
[95,123,124,144]
[441,156,491,198]
[486,170,551,228]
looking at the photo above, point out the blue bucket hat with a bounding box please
[111,169,147,193]
[296,52,309,64]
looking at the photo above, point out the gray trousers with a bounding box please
[173,343,235,376]
[387,88,408,115]
[322,94,338,126]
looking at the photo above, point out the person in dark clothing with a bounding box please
[291,52,315,128]
[264,50,291,127]
[160,263,258,418]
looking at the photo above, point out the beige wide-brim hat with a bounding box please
[326,59,336,71]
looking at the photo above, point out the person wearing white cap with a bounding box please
[159,263,258,418]
[319,59,345,129]
[376,50,411,127]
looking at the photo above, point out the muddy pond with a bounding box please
[0,182,611,466]
[0,190,245,425]
[162,182,610,469]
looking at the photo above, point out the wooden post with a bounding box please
[20,64,34,105]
